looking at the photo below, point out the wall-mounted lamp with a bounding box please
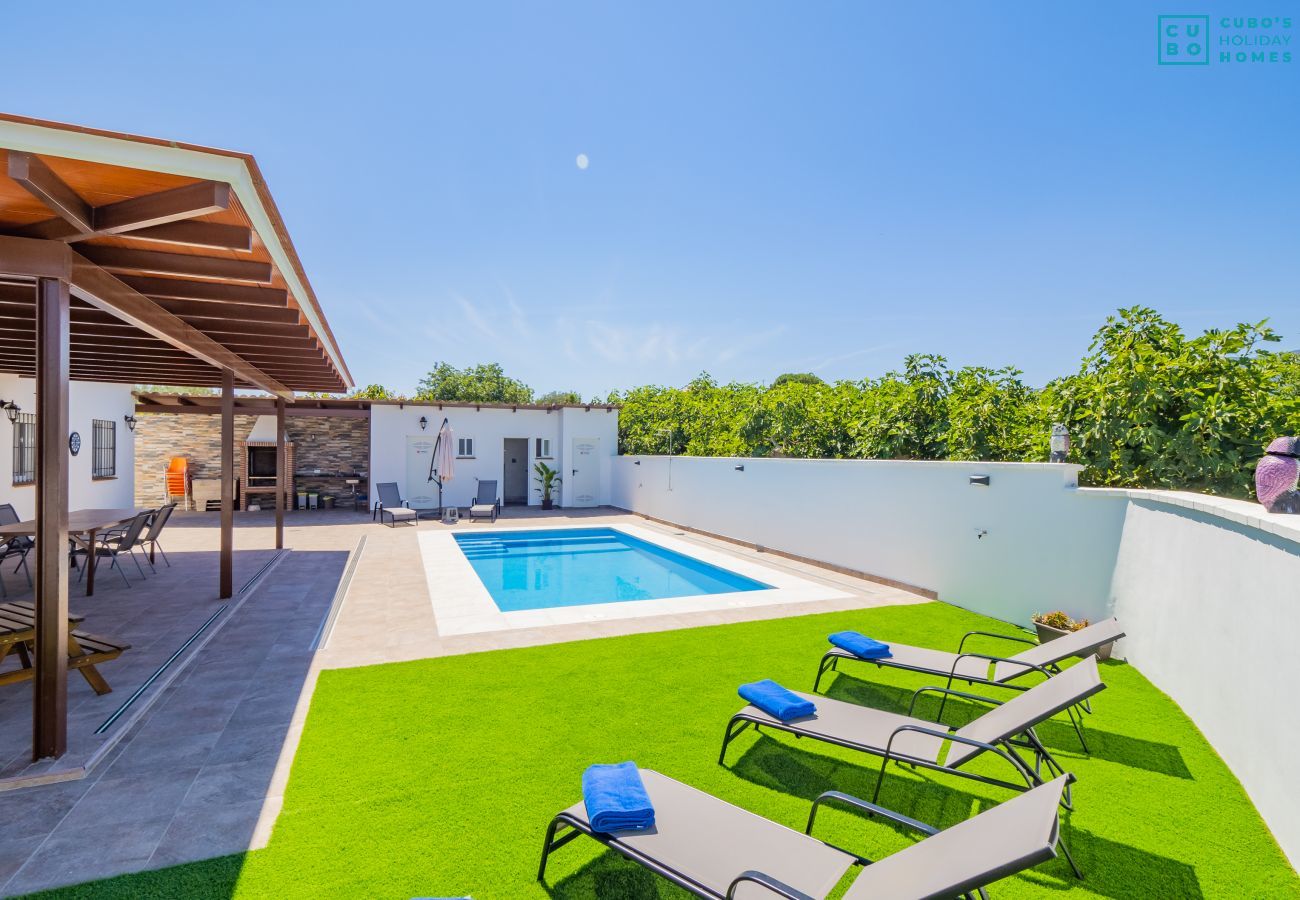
[123,414,137,432]
[1,400,18,424]
[969,474,990,487]
[734,464,745,472]
[418,416,428,431]
[633,459,641,466]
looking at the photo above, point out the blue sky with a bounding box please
[6,2,1298,396]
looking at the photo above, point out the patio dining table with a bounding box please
[0,508,151,597]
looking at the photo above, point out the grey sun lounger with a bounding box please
[723,656,1104,823]
[372,482,418,527]
[814,617,1124,749]
[539,769,1073,898]
[467,479,500,522]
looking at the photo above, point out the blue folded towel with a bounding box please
[829,631,892,660]
[738,679,816,721]
[582,762,655,833]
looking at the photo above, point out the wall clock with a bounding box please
[68,432,81,456]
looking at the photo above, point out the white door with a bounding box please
[569,437,599,507]
[405,436,438,510]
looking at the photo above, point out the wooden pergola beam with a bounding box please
[67,250,292,399]
[148,297,301,324]
[200,322,312,340]
[126,220,251,252]
[118,275,287,307]
[0,235,71,280]
[7,153,93,234]
[76,246,272,283]
[16,181,232,243]
[94,181,231,236]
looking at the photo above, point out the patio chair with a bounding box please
[372,482,418,527]
[74,511,152,587]
[813,618,1124,751]
[538,768,1074,897]
[721,656,1105,816]
[0,503,32,598]
[467,479,500,523]
[118,503,176,571]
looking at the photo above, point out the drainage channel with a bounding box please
[93,550,288,736]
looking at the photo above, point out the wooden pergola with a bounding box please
[0,114,352,759]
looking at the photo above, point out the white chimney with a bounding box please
[247,415,278,442]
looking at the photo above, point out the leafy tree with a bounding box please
[414,362,533,404]
[849,354,952,460]
[772,372,824,387]
[610,307,1298,499]
[537,390,583,405]
[945,366,1037,461]
[1048,306,1291,495]
[350,383,397,400]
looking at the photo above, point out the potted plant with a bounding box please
[533,461,561,510]
[1031,611,1113,661]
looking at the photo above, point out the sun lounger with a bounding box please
[467,479,500,522]
[814,617,1124,750]
[372,482,418,527]
[538,768,1075,897]
[723,656,1104,815]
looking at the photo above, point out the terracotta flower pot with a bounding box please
[1033,621,1112,661]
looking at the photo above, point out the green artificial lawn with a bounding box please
[31,602,1299,899]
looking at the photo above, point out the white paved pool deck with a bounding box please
[0,506,928,895]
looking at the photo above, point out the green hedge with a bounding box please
[610,307,1300,498]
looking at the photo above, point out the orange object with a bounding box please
[164,457,190,506]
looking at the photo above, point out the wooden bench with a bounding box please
[0,601,130,695]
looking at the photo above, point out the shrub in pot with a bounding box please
[1031,611,1112,661]
[533,461,561,510]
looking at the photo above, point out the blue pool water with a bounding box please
[453,528,771,612]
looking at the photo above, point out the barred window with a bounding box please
[12,413,35,485]
[92,419,116,478]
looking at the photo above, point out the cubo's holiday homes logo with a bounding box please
[1158,14,1293,65]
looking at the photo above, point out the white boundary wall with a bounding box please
[0,375,136,518]
[611,454,1300,867]
[1104,490,1300,869]
[612,456,1125,624]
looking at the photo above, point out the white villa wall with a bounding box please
[369,404,617,509]
[0,375,136,518]
[557,407,619,509]
[611,456,1126,624]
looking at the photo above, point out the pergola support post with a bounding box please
[33,276,70,759]
[275,398,285,550]
[220,368,234,599]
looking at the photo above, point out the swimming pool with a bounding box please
[452,527,771,612]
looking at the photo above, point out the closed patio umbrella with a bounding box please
[433,419,455,510]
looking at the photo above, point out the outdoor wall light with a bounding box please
[1,401,19,423]
[734,464,745,472]
[969,474,990,487]
[418,416,428,431]
[633,460,641,466]
[123,414,137,432]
